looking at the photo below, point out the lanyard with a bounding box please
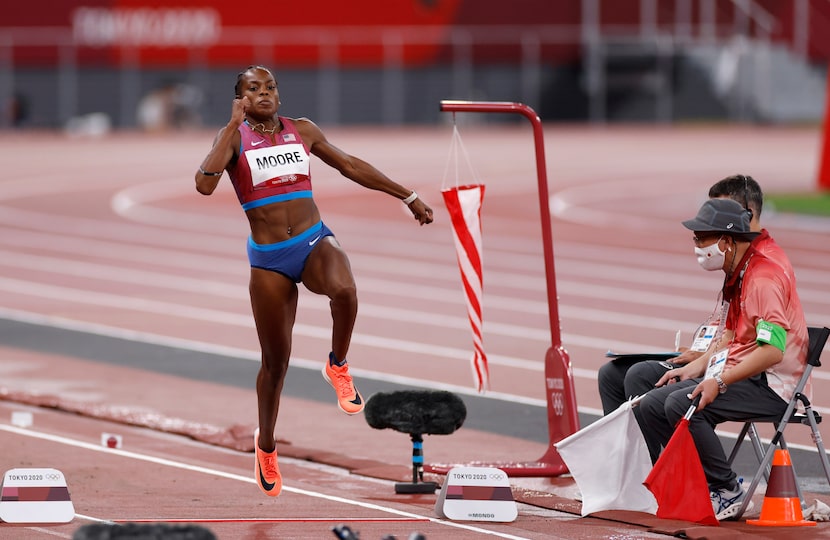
[721,252,754,343]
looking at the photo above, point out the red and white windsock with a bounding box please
[442,184,489,392]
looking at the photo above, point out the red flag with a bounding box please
[644,417,719,526]
[442,184,488,392]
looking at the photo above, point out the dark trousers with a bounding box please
[634,375,788,490]
[597,359,680,415]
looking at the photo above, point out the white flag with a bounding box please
[555,398,657,516]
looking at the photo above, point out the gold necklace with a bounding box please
[250,121,278,135]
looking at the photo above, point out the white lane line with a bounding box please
[4,200,830,296]
[2,305,830,433]
[107,179,830,272]
[111,517,428,523]
[2,245,829,337]
[22,527,72,538]
[2,270,829,377]
[2,209,830,311]
[0,306,546,408]
[0,424,533,540]
[74,513,112,524]
[0,241,724,320]
[10,188,830,292]
[1,291,828,389]
[2,235,830,341]
[550,177,830,235]
[0,205,238,254]
[0,278,690,372]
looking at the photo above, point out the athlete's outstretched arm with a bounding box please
[295,118,433,225]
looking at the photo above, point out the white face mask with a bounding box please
[695,236,726,271]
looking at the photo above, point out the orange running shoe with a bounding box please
[254,428,281,497]
[322,360,365,415]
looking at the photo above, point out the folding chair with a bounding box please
[731,325,830,519]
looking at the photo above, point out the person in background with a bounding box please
[5,92,29,128]
[597,175,794,417]
[194,65,433,497]
[636,197,808,521]
[138,82,203,131]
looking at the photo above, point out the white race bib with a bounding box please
[245,143,309,188]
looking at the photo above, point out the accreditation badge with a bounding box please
[690,325,718,352]
[703,349,728,380]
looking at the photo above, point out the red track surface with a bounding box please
[1,124,829,539]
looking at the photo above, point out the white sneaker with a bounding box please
[711,479,754,521]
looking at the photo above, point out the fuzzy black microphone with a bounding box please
[364,390,466,435]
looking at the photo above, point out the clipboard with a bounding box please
[605,351,681,366]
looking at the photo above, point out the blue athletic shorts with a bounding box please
[247,221,335,282]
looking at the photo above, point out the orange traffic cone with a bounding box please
[748,449,816,527]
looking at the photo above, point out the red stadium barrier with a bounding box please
[819,71,830,191]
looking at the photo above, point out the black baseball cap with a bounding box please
[682,198,759,240]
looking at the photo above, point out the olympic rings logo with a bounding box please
[551,392,565,416]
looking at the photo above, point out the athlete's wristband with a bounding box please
[402,191,418,205]
[199,167,223,177]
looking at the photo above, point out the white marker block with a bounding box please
[435,466,517,522]
[0,468,74,523]
[101,433,122,449]
[10,411,32,428]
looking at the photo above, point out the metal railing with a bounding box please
[0,0,820,128]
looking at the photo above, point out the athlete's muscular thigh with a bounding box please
[249,268,298,358]
[301,237,355,296]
